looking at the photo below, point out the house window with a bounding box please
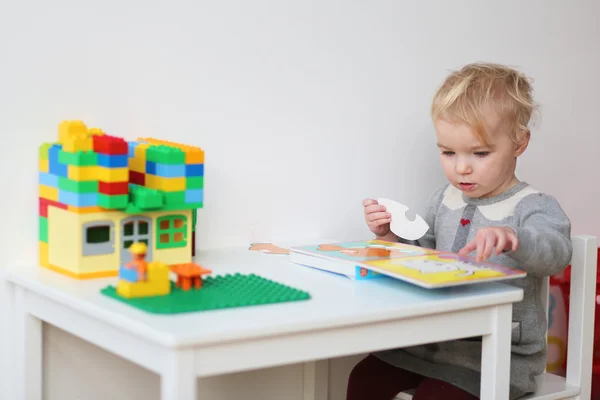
[156,215,187,249]
[82,221,115,256]
[120,216,153,264]
[122,219,150,249]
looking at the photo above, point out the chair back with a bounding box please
[560,235,598,399]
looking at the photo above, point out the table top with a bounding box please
[5,244,523,349]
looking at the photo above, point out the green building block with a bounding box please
[123,201,203,214]
[39,216,48,243]
[146,145,186,165]
[163,191,186,205]
[59,177,98,193]
[100,273,310,314]
[58,149,98,166]
[186,177,204,189]
[39,143,52,160]
[129,184,164,210]
[98,194,128,209]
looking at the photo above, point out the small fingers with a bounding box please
[495,233,507,256]
[362,198,378,207]
[367,211,391,224]
[461,228,518,262]
[510,232,519,252]
[364,204,386,215]
[458,240,476,258]
[475,233,486,263]
[481,231,496,262]
[496,228,518,254]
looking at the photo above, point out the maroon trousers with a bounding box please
[346,355,479,400]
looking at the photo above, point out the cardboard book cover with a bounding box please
[289,239,526,288]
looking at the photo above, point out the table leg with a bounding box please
[161,351,197,400]
[303,360,329,400]
[481,304,512,400]
[1,273,15,400]
[13,286,43,400]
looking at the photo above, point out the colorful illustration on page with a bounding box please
[308,240,435,262]
[364,254,507,284]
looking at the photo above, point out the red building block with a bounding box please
[39,197,68,217]
[129,170,145,186]
[99,181,129,195]
[93,135,128,155]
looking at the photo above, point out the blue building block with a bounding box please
[97,153,128,168]
[185,164,204,177]
[185,189,203,203]
[58,190,98,207]
[146,161,156,175]
[155,163,186,177]
[39,172,59,188]
[48,144,68,177]
[128,142,137,158]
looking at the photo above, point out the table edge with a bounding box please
[4,268,524,349]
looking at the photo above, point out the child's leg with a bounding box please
[346,354,425,400]
[413,378,478,400]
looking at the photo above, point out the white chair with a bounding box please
[395,234,598,400]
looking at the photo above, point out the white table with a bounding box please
[3,246,523,400]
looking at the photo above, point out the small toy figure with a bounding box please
[126,242,149,281]
[116,243,171,299]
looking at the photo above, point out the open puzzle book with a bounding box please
[289,240,526,288]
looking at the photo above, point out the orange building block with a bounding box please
[170,263,212,291]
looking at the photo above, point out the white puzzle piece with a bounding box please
[377,198,429,241]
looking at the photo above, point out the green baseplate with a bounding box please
[100,273,310,314]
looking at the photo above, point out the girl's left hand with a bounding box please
[458,226,519,262]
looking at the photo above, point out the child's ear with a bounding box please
[514,129,530,157]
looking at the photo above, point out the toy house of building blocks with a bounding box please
[38,120,203,279]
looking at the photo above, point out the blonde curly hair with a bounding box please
[431,62,538,146]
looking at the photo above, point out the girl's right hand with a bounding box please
[362,198,391,237]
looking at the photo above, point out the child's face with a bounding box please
[434,112,528,199]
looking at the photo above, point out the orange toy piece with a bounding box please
[170,263,212,291]
[125,242,149,281]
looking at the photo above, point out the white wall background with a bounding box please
[1,1,598,399]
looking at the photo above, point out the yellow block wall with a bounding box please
[155,245,191,266]
[48,207,85,274]
[47,207,193,278]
